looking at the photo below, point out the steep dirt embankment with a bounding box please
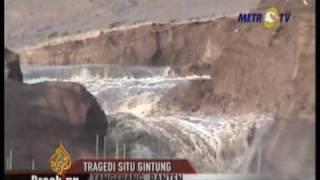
[18,17,239,71]
[244,1,315,178]
[209,0,315,117]
[161,1,315,178]
[161,0,315,117]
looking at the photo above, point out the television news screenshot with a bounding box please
[4,0,315,180]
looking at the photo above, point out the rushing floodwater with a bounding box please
[22,64,273,173]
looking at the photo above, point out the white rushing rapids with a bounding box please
[22,64,273,173]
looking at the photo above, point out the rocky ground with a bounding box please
[5,48,108,170]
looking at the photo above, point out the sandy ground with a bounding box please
[5,0,259,49]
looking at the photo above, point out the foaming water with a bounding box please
[22,64,273,173]
[106,113,272,172]
[22,64,178,80]
[23,64,210,116]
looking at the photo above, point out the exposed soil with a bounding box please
[5,0,259,49]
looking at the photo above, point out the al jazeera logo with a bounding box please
[50,141,72,176]
[31,142,79,180]
[238,6,292,29]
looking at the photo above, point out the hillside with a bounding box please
[5,0,259,49]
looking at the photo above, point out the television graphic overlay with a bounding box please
[50,141,72,176]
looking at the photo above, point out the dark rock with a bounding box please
[246,123,256,146]
[105,113,175,159]
[5,48,23,82]
[5,80,108,170]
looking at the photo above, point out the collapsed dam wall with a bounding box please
[18,16,238,68]
[17,0,315,118]
[18,0,315,117]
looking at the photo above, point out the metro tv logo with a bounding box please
[238,7,292,29]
